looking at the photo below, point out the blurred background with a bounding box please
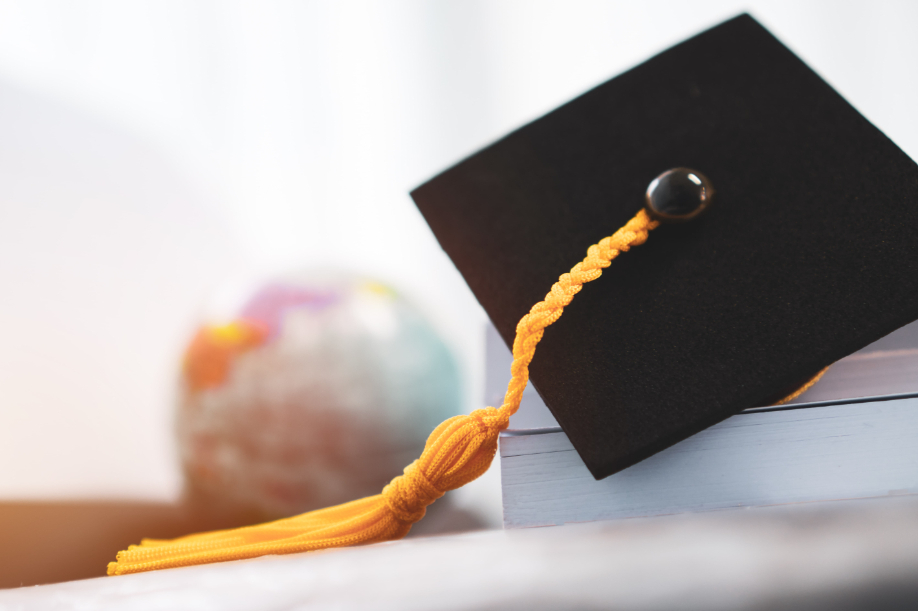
[0,0,916,587]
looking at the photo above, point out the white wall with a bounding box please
[0,0,914,524]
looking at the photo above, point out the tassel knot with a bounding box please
[382,460,444,523]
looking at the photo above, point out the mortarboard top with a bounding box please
[411,14,918,479]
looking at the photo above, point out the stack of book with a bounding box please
[489,321,918,528]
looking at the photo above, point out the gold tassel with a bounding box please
[107,209,662,575]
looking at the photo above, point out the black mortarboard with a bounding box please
[411,14,918,479]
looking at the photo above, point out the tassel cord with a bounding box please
[107,210,660,575]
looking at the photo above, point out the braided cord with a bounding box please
[107,209,659,575]
[492,209,659,424]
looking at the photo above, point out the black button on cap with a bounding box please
[644,168,713,222]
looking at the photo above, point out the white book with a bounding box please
[489,321,918,528]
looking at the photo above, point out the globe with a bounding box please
[176,275,461,520]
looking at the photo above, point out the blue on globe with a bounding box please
[177,276,461,519]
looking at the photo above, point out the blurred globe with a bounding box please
[177,275,461,519]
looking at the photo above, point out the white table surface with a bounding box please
[3,498,918,611]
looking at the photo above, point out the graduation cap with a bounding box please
[412,13,918,478]
[108,14,918,574]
